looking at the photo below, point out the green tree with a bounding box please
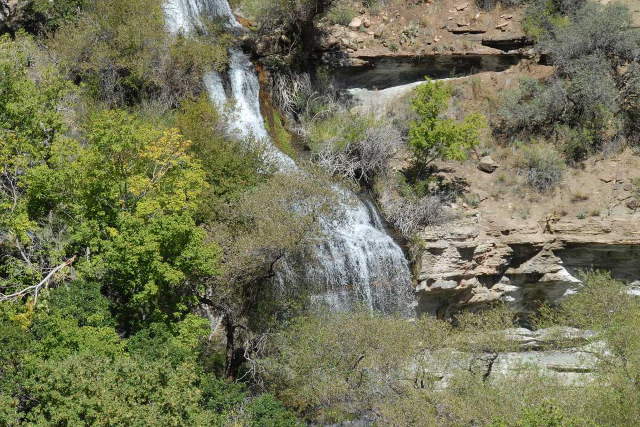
[175,95,271,220]
[49,0,230,106]
[408,79,486,170]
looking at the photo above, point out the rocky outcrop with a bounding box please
[327,53,523,89]
[414,216,640,316]
[414,326,600,389]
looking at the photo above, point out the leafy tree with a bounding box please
[60,110,220,330]
[242,394,300,426]
[0,34,71,300]
[49,0,230,106]
[0,299,281,426]
[0,0,85,35]
[408,79,486,170]
[175,95,271,220]
[0,34,68,238]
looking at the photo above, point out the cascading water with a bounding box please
[164,0,414,315]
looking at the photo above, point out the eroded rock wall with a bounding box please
[414,216,640,317]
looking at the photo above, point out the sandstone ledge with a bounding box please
[414,216,640,315]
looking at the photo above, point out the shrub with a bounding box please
[50,0,230,107]
[500,1,640,155]
[326,2,357,25]
[408,79,487,171]
[240,0,328,32]
[175,95,270,217]
[311,116,403,183]
[476,0,529,11]
[378,186,453,237]
[515,144,565,192]
[555,124,597,163]
[0,0,86,35]
[242,394,300,426]
[498,78,569,136]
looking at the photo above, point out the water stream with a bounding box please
[164,0,414,315]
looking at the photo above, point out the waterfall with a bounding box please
[164,0,414,315]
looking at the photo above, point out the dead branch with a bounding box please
[0,255,76,303]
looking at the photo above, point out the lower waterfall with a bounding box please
[164,0,414,315]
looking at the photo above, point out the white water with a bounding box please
[165,0,414,315]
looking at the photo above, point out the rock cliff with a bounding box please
[415,216,640,316]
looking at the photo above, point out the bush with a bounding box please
[240,0,328,32]
[515,144,565,192]
[326,2,357,26]
[476,0,529,11]
[50,0,230,107]
[378,183,453,237]
[242,394,300,426]
[500,1,640,155]
[498,78,569,136]
[408,79,486,171]
[0,0,85,35]
[311,115,403,184]
[555,124,597,163]
[175,95,271,219]
[522,0,581,39]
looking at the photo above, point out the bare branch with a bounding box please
[0,256,76,303]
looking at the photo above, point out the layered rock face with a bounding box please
[416,327,600,388]
[415,216,640,317]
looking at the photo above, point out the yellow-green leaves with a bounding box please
[83,110,208,218]
[408,78,486,169]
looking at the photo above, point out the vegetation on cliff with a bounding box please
[2,0,640,425]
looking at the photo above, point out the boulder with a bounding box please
[478,155,499,173]
[348,17,362,29]
[627,198,640,210]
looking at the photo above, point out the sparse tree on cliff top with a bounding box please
[408,78,486,171]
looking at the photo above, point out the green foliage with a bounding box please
[50,0,230,106]
[306,111,372,153]
[0,34,69,240]
[265,109,296,158]
[0,300,286,426]
[514,143,565,192]
[47,281,115,328]
[259,311,428,422]
[22,109,219,329]
[408,79,486,169]
[0,51,220,329]
[326,2,357,26]
[209,171,339,336]
[510,404,583,426]
[126,314,210,366]
[0,0,86,35]
[176,95,271,218]
[522,0,576,40]
[500,2,640,158]
[242,394,301,426]
[258,307,518,423]
[240,0,327,31]
[534,271,640,425]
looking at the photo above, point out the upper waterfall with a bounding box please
[164,0,240,33]
[164,0,414,315]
